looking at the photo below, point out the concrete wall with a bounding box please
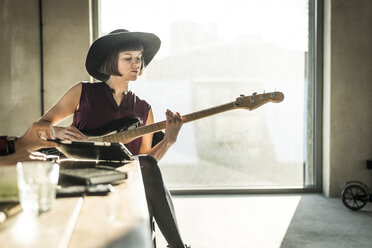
[323,0,372,197]
[42,0,91,121]
[0,0,91,136]
[0,0,41,136]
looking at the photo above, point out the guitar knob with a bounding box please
[252,92,257,96]
[240,94,245,97]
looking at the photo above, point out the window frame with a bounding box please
[92,0,324,195]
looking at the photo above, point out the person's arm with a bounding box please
[138,108,183,161]
[0,122,58,166]
[39,82,86,141]
[0,146,30,166]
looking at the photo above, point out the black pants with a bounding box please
[138,155,185,248]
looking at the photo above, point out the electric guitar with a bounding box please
[81,91,285,144]
[41,91,284,159]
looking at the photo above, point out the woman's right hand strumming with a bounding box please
[53,126,87,141]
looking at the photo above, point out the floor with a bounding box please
[155,194,372,248]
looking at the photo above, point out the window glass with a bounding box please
[100,0,312,189]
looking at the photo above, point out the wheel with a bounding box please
[341,184,368,210]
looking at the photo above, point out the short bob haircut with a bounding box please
[99,41,145,77]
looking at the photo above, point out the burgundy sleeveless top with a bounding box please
[72,82,151,155]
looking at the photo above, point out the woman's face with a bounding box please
[117,50,143,81]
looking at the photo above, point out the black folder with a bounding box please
[51,139,134,162]
[47,140,134,187]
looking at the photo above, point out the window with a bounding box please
[99,0,321,191]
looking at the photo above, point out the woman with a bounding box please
[39,29,189,248]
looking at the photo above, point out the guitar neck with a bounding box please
[183,101,235,122]
[102,101,236,143]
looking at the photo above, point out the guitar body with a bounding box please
[39,117,141,157]
[82,117,140,136]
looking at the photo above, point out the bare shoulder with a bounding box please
[59,82,83,102]
[68,82,83,94]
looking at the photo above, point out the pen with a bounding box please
[0,203,22,224]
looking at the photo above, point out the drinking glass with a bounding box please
[16,161,59,213]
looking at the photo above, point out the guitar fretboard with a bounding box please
[101,101,236,143]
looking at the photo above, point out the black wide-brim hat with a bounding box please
[85,29,161,81]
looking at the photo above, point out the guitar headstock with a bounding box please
[234,91,284,110]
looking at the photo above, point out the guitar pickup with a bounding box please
[60,140,72,144]
[93,141,105,146]
[93,141,112,146]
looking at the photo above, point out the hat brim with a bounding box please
[85,31,161,81]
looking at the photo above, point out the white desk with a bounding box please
[0,161,152,248]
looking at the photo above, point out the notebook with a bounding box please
[59,167,127,185]
[56,184,114,197]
